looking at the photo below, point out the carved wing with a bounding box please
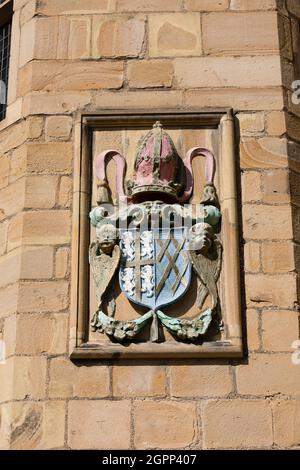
[189,238,222,310]
[89,243,121,305]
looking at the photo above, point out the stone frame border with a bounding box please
[70,109,243,359]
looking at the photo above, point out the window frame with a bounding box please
[0,0,13,122]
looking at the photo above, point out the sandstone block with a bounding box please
[241,172,262,203]
[37,0,113,15]
[0,250,22,289]
[186,0,229,11]
[18,280,69,313]
[58,177,72,208]
[262,241,295,273]
[0,221,8,256]
[149,13,202,57]
[45,116,72,141]
[55,247,70,279]
[246,309,260,351]
[0,156,9,189]
[244,241,261,272]
[238,112,265,135]
[20,246,53,279]
[25,176,58,209]
[26,143,73,174]
[14,314,68,355]
[68,400,131,449]
[184,88,284,111]
[134,401,197,449]
[240,138,288,169]
[21,211,71,245]
[273,400,300,448]
[19,61,123,94]
[94,90,183,109]
[23,92,91,116]
[170,364,233,397]
[245,274,297,308]
[127,60,173,88]
[113,365,166,397]
[117,0,182,11]
[230,0,276,9]
[202,400,273,449]
[0,284,18,318]
[261,169,290,204]
[7,401,66,450]
[236,354,300,395]
[92,16,146,58]
[0,179,25,218]
[13,356,47,400]
[203,12,279,55]
[175,56,281,88]
[49,357,110,398]
[262,310,299,352]
[243,204,293,240]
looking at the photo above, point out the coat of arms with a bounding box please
[89,122,222,343]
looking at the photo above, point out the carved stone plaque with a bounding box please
[70,111,243,359]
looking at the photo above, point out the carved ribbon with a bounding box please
[96,150,127,203]
[178,147,215,203]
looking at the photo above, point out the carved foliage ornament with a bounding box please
[89,122,222,343]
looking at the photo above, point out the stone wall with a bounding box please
[0,0,299,449]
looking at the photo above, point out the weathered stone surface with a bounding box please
[175,56,281,88]
[0,156,9,189]
[49,357,110,398]
[240,138,288,169]
[238,112,265,135]
[134,401,197,449]
[26,143,73,174]
[19,61,123,94]
[261,169,290,204]
[0,284,18,318]
[185,88,284,111]
[127,60,173,88]
[20,246,53,280]
[262,241,294,273]
[203,12,279,55]
[230,0,276,9]
[68,401,131,449]
[262,310,299,352]
[237,354,300,395]
[170,364,233,397]
[0,179,25,218]
[55,247,69,279]
[23,92,91,115]
[243,204,293,240]
[94,90,183,109]
[18,281,69,313]
[36,0,113,15]
[244,241,261,272]
[202,400,273,449]
[45,116,72,141]
[5,401,66,450]
[21,211,71,245]
[149,13,202,57]
[113,365,166,397]
[273,400,300,448]
[245,274,297,308]
[0,250,21,289]
[187,0,229,11]
[242,172,262,202]
[246,309,260,351]
[14,314,68,354]
[0,221,8,256]
[25,176,58,209]
[93,16,146,58]
[13,357,47,400]
[117,0,182,11]
[58,177,72,208]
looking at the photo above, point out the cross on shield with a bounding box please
[119,228,192,311]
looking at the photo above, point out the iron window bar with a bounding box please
[0,20,11,121]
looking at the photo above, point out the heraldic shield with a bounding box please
[119,228,192,311]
